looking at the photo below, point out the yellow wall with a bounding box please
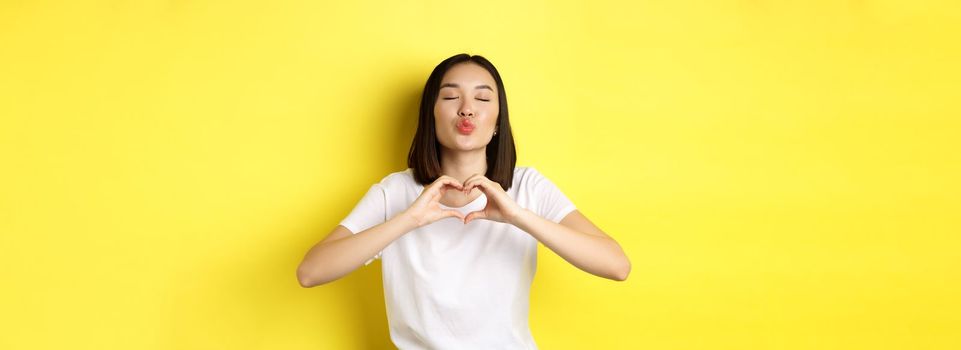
[2,1,959,349]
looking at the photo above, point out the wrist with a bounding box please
[396,210,423,230]
[509,208,535,227]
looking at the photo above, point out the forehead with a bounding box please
[440,63,496,88]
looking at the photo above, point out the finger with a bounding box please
[448,176,465,188]
[431,177,449,190]
[430,182,453,199]
[437,176,463,190]
[462,176,488,194]
[429,189,443,203]
[462,174,485,190]
[444,210,465,221]
[464,210,486,224]
[430,178,460,194]
[465,178,492,195]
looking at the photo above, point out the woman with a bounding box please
[297,53,630,349]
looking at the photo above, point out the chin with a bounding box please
[440,132,493,150]
[443,140,485,152]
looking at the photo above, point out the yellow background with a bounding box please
[2,1,959,349]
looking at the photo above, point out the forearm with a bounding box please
[512,209,630,281]
[299,213,419,287]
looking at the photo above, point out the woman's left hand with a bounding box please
[462,174,525,225]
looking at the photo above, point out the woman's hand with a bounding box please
[462,174,525,225]
[401,175,467,228]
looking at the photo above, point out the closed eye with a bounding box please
[442,97,490,102]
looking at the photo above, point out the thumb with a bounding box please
[464,210,486,224]
[444,210,465,222]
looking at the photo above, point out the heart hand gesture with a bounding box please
[401,174,525,227]
[461,174,524,225]
[401,175,466,227]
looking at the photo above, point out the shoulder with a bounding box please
[512,166,535,181]
[511,166,550,190]
[375,168,419,190]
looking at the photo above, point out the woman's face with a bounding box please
[434,62,499,153]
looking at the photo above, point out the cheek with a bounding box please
[483,104,499,125]
[433,111,452,133]
[483,99,499,113]
[434,103,455,122]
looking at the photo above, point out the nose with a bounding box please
[458,102,473,118]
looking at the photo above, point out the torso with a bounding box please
[341,166,572,349]
[382,168,540,349]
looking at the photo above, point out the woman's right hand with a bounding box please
[402,175,466,227]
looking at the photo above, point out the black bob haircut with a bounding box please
[407,53,517,191]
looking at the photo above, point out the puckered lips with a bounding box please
[456,118,475,135]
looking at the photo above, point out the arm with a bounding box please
[512,209,631,281]
[297,175,466,288]
[297,214,418,288]
[459,173,631,282]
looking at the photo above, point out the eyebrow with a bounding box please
[439,83,494,92]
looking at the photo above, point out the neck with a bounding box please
[440,147,488,183]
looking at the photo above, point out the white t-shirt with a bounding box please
[338,166,577,350]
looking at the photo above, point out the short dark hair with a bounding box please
[407,53,517,190]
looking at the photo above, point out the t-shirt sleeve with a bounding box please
[338,183,387,266]
[529,168,578,223]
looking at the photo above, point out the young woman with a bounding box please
[297,53,630,349]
